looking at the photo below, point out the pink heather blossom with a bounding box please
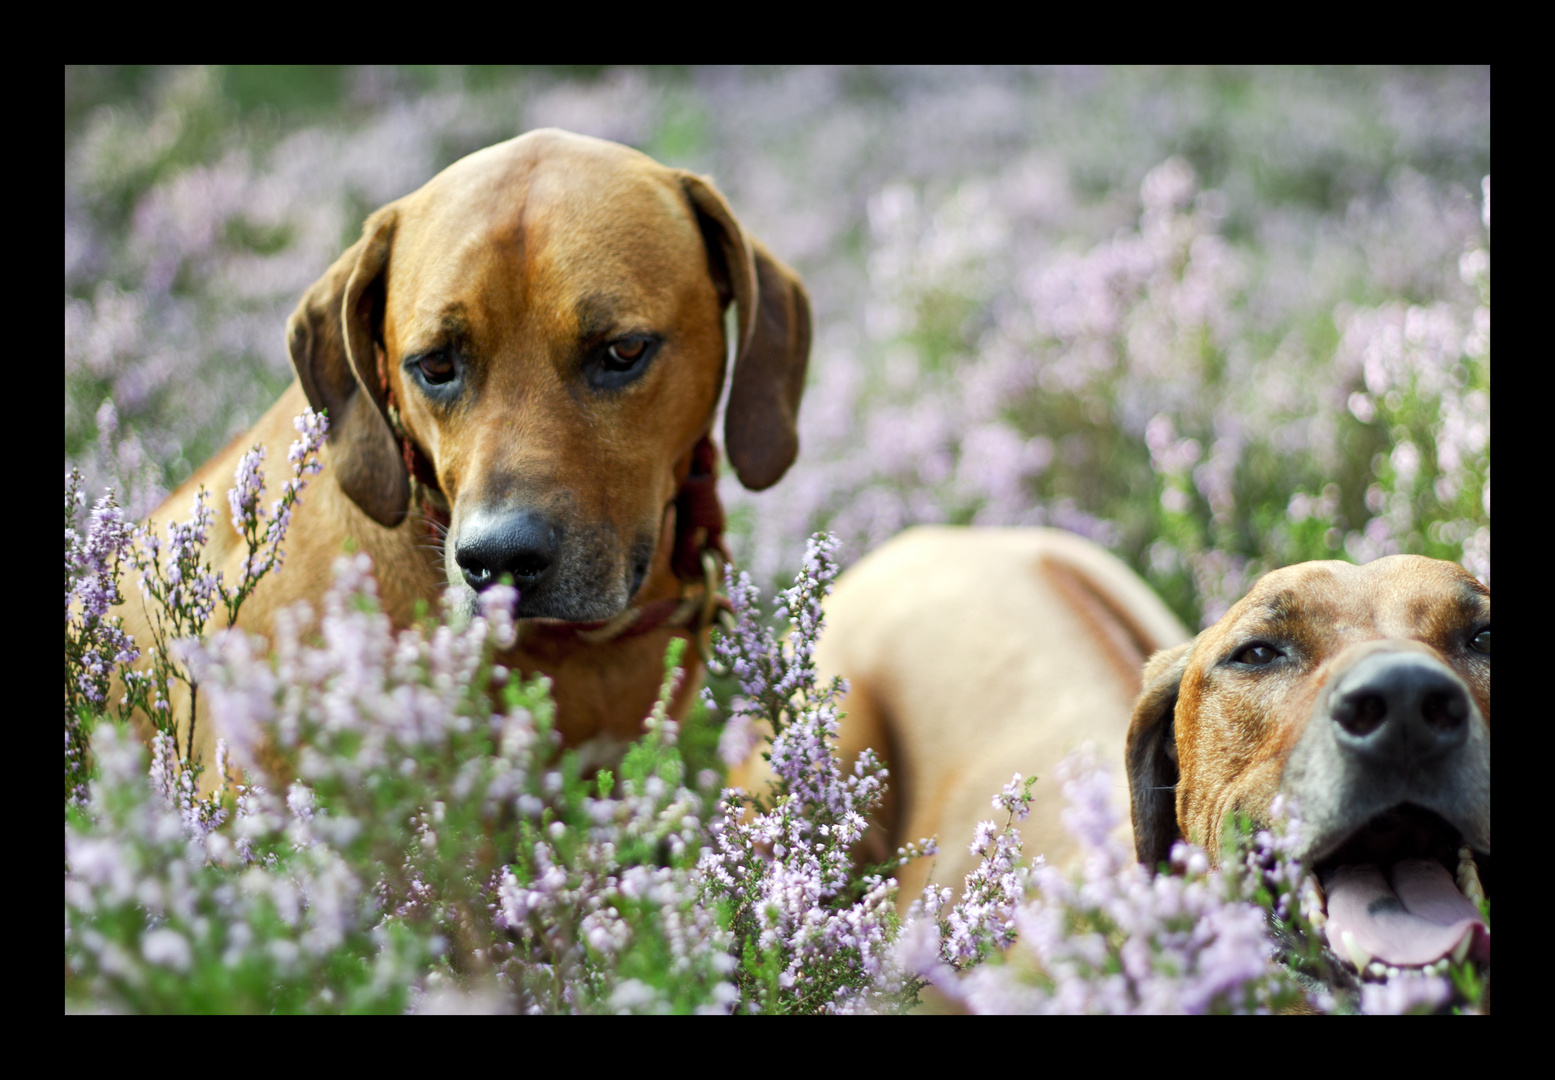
[67,69,1488,1014]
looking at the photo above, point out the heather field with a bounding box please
[65,66,1490,1013]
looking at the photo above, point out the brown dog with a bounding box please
[117,129,810,786]
[731,526,1189,910]
[1127,554,1490,970]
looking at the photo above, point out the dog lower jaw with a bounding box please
[1306,812,1489,976]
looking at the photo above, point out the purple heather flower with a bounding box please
[66,72,1488,1012]
[1360,971,1454,1015]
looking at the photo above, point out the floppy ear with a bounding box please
[286,209,409,527]
[680,174,811,491]
[1126,640,1193,869]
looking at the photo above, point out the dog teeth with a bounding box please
[1340,930,1372,971]
[1451,930,1474,965]
[1455,845,1485,907]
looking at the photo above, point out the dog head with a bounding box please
[286,129,809,621]
[1127,556,1490,968]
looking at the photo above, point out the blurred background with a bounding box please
[64,66,1490,628]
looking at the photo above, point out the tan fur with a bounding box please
[729,526,1189,910]
[1126,556,1491,868]
[114,129,810,788]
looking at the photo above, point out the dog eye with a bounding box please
[604,338,650,372]
[416,352,457,385]
[1470,627,1490,655]
[587,336,660,390]
[1232,642,1281,666]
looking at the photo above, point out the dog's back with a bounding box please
[734,526,1188,909]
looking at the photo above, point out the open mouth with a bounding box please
[1308,804,1490,973]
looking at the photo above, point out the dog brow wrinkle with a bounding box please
[575,292,627,339]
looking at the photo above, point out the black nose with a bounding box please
[1327,651,1471,766]
[454,510,559,593]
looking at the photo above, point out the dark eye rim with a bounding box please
[588,334,662,388]
[1229,640,1283,667]
[1469,625,1490,655]
[405,349,461,393]
[604,336,651,369]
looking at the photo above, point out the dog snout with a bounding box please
[1327,652,1472,766]
[455,510,560,594]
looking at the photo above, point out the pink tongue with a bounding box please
[1324,859,1490,968]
